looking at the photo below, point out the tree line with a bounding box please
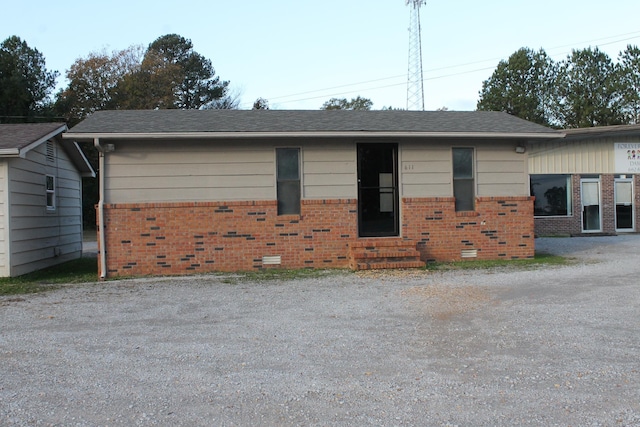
[0,34,237,126]
[477,45,640,128]
[2,33,640,126]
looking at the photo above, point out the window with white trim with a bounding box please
[46,175,55,211]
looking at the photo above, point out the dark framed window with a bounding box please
[452,148,475,211]
[530,174,571,216]
[276,148,301,215]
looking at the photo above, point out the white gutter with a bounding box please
[94,138,107,279]
[65,131,566,140]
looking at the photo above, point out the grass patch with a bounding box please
[220,268,346,284]
[427,251,573,271]
[0,258,98,296]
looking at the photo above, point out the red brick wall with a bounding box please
[402,196,534,262]
[98,196,535,277]
[99,199,358,277]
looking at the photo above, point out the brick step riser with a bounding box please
[354,261,425,270]
[351,250,422,260]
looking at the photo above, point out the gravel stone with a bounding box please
[1,235,640,426]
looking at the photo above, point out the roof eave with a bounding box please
[0,124,68,158]
[64,131,565,141]
[0,148,21,157]
[19,124,68,157]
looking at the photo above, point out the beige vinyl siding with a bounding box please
[302,141,356,199]
[528,137,626,174]
[401,141,452,197]
[106,139,359,203]
[105,138,528,204]
[476,145,528,196]
[401,140,528,198]
[8,140,83,276]
[105,140,275,203]
[0,162,9,276]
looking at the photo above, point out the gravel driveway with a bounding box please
[1,235,640,426]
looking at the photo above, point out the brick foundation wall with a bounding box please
[99,199,358,277]
[98,196,535,278]
[402,196,535,262]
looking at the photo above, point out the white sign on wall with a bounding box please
[615,142,640,173]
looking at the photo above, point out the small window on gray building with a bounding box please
[452,147,475,211]
[46,175,55,211]
[530,174,572,216]
[276,148,300,215]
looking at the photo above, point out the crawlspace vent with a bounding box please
[461,249,478,258]
[262,255,282,265]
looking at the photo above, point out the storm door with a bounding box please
[615,178,634,231]
[357,143,399,237]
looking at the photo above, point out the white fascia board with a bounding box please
[64,131,566,140]
[19,124,68,158]
[0,149,20,157]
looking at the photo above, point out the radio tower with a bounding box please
[406,0,426,111]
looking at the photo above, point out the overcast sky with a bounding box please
[3,0,640,111]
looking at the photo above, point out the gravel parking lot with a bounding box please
[1,235,640,426]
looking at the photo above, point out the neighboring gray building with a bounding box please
[0,123,95,276]
[529,124,640,236]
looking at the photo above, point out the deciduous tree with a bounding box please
[56,47,142,124]
[321,96,373,110]
[252,97,270,110]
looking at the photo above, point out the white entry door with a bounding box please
[581,179,601,232]
[615,178,634,231]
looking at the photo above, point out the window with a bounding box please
[452,148,474,211]
[276,148,300,215]
[530,174,572,216]
[46,175,55,211]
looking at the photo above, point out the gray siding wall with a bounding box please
[0,162,8,276]
[8,140,83,276]
[105,138,527,205]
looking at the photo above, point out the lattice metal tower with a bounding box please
[406,0,426,110]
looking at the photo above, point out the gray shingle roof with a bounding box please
[0,122,95,177]
[0,123,67,150]
[563,124,640,140]
[67,110,561,137]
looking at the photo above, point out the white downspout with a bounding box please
[94,138,107,279]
